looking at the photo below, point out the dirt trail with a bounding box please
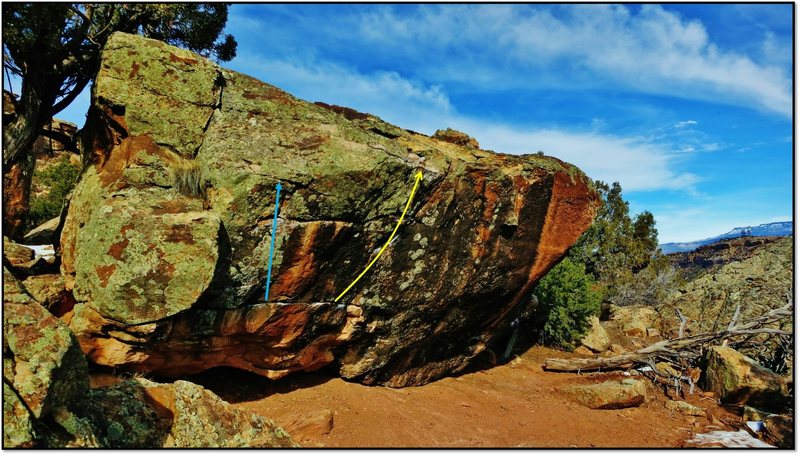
[189,346,740,448]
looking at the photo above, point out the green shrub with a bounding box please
[531,256,602,349]
[26,155,80,231]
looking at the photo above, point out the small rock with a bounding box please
[432,128,479,149]
[561,379,647,410]
[646,328,661,338]
[665,400,706,416]
[3,236,34,266]
[285,409,335,440]
[742,406,773,422]
[23,217,61,245]
[573,346,594,357]
[580,316,611,352]
[655,362,680,378]
[700,391,715,398]
[610,344,626,355]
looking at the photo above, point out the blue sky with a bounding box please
[48,4,793,243]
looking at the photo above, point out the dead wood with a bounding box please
[543,302,792,373]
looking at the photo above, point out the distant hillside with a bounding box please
[660,221,792,254]
[667,236,786,281]
[656,235,793,374]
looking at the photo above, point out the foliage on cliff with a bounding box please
[26,155,80,231]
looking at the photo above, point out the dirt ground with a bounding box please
[186,345,742,448]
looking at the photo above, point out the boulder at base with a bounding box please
[700,346,789,413]
[130,379,297,448]
[561,379,647,409]
[61,32,599,387]
[2,267,90,447]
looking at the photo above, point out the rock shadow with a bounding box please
[184,366,337,404]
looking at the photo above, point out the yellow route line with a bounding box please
[334,171,424,302]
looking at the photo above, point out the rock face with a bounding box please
[668,236,786,279]
[700,346,789,413]
[61,33,599,386]
[561,379,647,410]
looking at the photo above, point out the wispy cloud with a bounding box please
[454,123,700,192]
[674,120,698,128]
[350,5,791,117]
[230,51,452,131]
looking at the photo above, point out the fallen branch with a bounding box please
[543,302,792,372]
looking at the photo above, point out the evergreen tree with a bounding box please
[531,257,602,349]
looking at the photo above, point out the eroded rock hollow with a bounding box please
[60,33,599,387]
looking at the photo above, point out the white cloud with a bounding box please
[352,5,792,117]
[674,120,698,128]
[229,51,452,132]
[453,122,700,192]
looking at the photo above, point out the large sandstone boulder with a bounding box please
[61,32,599,386]
[23,216,61,245]
[4,236,34,265]
[701,346,789,413]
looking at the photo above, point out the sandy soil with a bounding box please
[187,346,741,448]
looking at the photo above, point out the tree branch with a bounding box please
[49,76,90,117]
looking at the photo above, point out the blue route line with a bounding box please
[265,182,282,301]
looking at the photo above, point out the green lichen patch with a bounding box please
[73,189,220,324]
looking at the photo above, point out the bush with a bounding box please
[531,257,602,349]
[26,155,80,231]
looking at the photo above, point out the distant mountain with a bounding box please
[660,221,793,254]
